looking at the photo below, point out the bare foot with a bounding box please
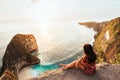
[60,63,66,67]
[61,67,68,70]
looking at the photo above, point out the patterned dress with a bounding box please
[75,55,96,75]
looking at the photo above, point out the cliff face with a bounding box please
[79,21,108,32]
[29,63,120,80]
[93,17,120,63]
[0,34,40,80]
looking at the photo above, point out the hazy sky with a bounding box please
[0,0,120,23]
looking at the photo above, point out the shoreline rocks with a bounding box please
[0,34,40,80]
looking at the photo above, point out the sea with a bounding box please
[0,0,119,79]
[0,22,95,80]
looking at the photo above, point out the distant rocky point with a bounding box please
[0,34,40,80]
[79,21,108,32]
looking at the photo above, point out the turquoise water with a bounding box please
[32,63,59,75]
[32,51,83,76]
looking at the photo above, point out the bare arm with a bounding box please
[75,57,86,70]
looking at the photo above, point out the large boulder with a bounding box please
[0,34,40,80]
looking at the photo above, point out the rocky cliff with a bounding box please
[93,17,120,63]
[0,34,40,80]
[29,62,120,80]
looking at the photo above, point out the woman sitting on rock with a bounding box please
[60,44,97,75]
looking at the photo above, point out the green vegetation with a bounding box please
[93,17,120,64]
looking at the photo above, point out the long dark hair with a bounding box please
[83,44,97,64]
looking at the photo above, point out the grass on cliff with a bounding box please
[94,18,120,64]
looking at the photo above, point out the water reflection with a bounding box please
[34,24,95,65]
